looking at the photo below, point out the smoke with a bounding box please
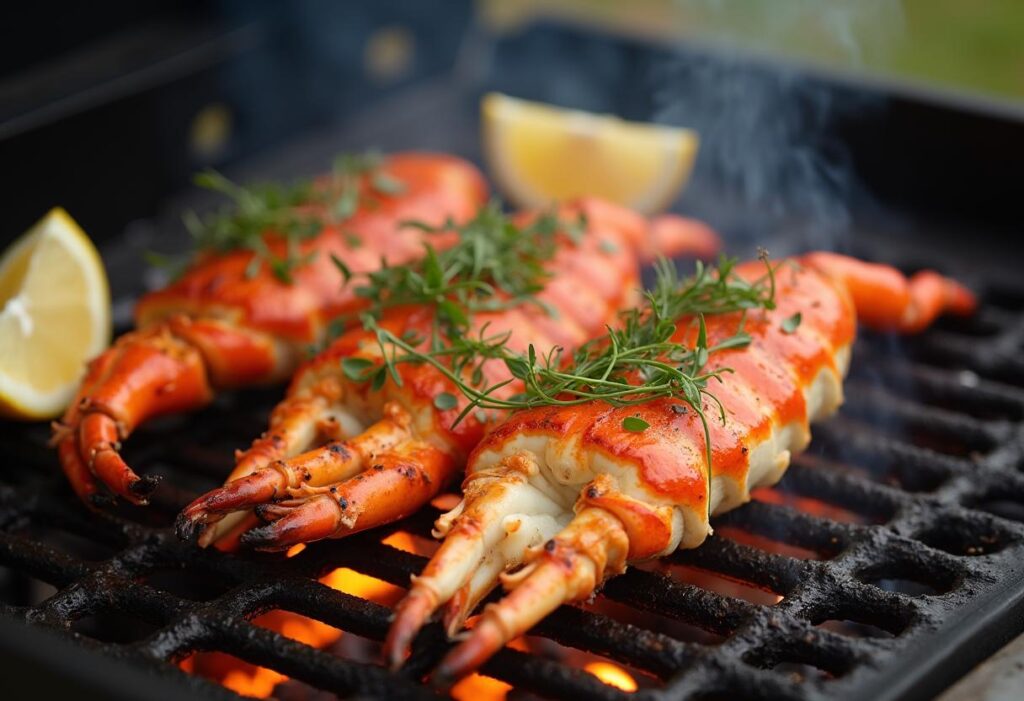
[652,0,906,251]
[676,0,905,66]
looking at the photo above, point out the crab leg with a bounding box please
[54,318,268,504]
[53,153,488,506]
[189,374,351,544]
[435,505,628,685]
[385,252,977,682]
[802,252,975,332]
[239,436,456,550]
[384,452,568,667]
[177,400,414,541]
[180,199,721,549]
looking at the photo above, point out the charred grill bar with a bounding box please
[3,8,1024,701]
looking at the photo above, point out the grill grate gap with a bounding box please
[912,512,1016,557]
[854,549,963,598]
[0,564,59,608]
[71,608,164,644]
[802,593,914,638]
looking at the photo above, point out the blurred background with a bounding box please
[2,0,1022,264]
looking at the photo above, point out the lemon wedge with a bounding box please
[482,92,699,214]
[0,208,111,419]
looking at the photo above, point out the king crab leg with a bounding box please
[51,154,487,506]
[384,252,977,683]
[177,200,723,550]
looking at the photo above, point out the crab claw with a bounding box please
[177,400,413,543]
[384,452,569,669]
[53,316,283,506]
[387,449,675,683]
[238,437,455,551]
[434,505,628,686]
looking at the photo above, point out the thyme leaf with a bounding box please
[354,201,580,330]
[622,416,650,432]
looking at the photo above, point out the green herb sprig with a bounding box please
[358,254,777,424]
[327,201,583,356]
[151,151,402,283]
[353,253,778,514]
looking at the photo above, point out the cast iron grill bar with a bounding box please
[205,617,437,701]
[713,500,852,556]
[840,383,1005,450]
[601,567,758,636]
[479,648,634,701]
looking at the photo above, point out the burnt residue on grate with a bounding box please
[2,283,1024,701]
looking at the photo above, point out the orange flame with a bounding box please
[222,665,286,698]
[381,531,419,553]
[584,661,638,692]
[451,673,512,701]
[182,652,285,699]
[381,530,439,557]
[321,567,403,604]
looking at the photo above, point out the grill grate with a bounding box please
[1,282,1024,701]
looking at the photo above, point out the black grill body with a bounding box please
[3,11,1024,701]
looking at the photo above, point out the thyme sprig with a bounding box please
[328,201,584,351]
[350,253,777,517]
[150,151,401,283]
[356,254,777,425]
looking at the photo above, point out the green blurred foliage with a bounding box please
[483,0,1024,102]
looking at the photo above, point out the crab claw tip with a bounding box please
[238,523,280,550]
[384,592,434,670]
[174,511,204,542]
[128,474,161,500]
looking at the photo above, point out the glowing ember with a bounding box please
[254,609,341,648]
[222,665,285,698]
[382,531,418,553]
[321,567,404,604]
[285,543,306,557]
[184,652,285,699]
[381,530,440,556]
[431,492,462,510]
[584,661,638,692]
[451,672,512,701]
